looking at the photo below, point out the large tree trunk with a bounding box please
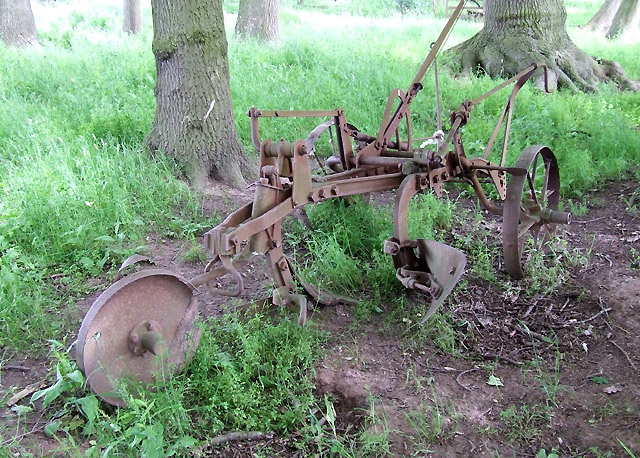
[606,0,640,38]
[235,0,280,41]
[146,0,252,189]
[123,0,142,35]
[583,0,640,39]
[0,0,39,47]
[445,0,639,92]
[583,0,623,33]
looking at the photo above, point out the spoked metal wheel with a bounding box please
[502,145,569,279]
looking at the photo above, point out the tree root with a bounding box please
[443,30,639,93]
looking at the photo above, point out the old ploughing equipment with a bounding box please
[77,0,571,405]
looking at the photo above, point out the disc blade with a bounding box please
[76,270,200,406]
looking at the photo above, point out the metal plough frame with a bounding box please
[77,0,571,405]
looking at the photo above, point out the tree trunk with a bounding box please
[235,0,280,41]
[445,0,639,92]
[583,0,623,33]
[606,0,640,38]
[146,0,252,189]
[0,0,39,47]
[123,0,142,35]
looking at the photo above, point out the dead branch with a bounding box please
[611,341,638,372]
[506,323,551,343]
[456,368,479,391]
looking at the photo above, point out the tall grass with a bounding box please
[0,6,213,352]
[2,0,638,353]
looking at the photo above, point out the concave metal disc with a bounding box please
[76,270,201,406]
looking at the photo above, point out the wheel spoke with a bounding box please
[526,172,539,205]
[541,160,550,207]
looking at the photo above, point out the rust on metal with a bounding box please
[78,0,572,405]
[76,270,201,406]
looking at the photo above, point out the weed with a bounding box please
[526,344,564,408]
[499,403,552,444]
[618,439,638,458]
[589,446,616,458]
[178,237,208,264]
[565,199,588,217]
[536,449,559,458]
[404,384,459,445]
[631,248,640,269]
[309,393,391,457]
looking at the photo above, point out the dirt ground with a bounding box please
[1,179,638,457]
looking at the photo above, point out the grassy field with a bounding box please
[1,0,639,455]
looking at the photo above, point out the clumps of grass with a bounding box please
[407,192,455,242]
[178,237,208,264]
[24,313,325,456]
[297,198,396,296]
[499,403,553,444]
[296,193,456,302]
[188,313,324,435]
[403,385,460,447]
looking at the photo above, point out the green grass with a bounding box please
[1,1,640,455]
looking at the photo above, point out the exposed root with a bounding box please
[444,30,639,93]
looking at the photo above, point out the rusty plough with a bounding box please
[77,0,571,405]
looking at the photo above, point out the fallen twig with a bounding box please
[208,431,273,446]
[455,368,479,391]
[481,352,524,366]
[6,380,47,407]
[611,341,638,372]
[506,323,550,343]
[579,307,612,324]
[1,365,31,371]
[573,216,606,224]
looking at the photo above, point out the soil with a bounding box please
[1,179,639,457]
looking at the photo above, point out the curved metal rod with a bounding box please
[190,255,245,297]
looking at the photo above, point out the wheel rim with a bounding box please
[76,270,201,406]
[503,145,560,279]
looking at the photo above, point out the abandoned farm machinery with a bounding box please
[77,0,571,405]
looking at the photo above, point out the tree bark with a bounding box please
[0,0,39,47]
[606,0,640,38]
[444,0,639,92]
[583,0,623,33]
[583,0,640,39]
[235,0,280,41]
[123,0,142,35]
[146,0,252,189]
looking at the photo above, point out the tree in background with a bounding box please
[445,0,639,92]
[123,0,142,35]
[146,0,252,189]
[235,0,280,41]
[0,0,39,47]
[583,0,640,39]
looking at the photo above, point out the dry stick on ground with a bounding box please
[573,216,607,224]
[481,352,524,366]
[506,323,550,343]
[579,307,613,324]
[1,365,31,371]
[455,368,479,391]
[611,341,638,372]
[193,431,274,455]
